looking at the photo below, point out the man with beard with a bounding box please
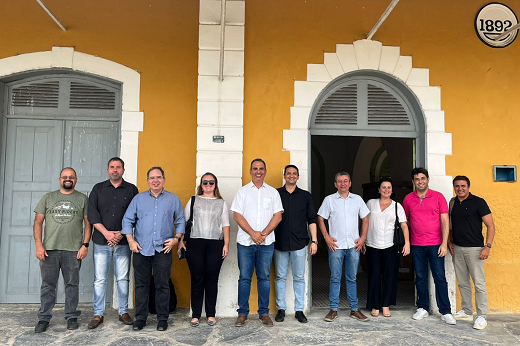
[122,166,185,331]
[33,167,91,333]
[403,167,455,325]
[87,157,139,329]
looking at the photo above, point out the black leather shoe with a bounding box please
[35,321,49,333]
[295,311,308,323]
[133,319,146,331]
[157,320,168,331]
[67,318,79,330]
[275,309,285,322]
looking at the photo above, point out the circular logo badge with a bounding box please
[475,3,518,48]
[50,200,79,224]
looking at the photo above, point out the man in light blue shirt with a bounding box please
[317,171,370,323]
[122,166,185,332]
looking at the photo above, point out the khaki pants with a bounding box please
[452,245,488,317]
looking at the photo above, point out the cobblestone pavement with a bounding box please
[2,304,520,346]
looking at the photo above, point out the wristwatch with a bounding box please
[311,240,318,245]
[174,236,181,242]
[486,243,492,248]
[82,242,89,248]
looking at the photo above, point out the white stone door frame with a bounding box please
[0,46,143,308]
[283,39,455,314]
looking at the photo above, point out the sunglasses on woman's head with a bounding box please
[202,180,215,186]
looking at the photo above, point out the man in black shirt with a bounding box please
[448,175,495,330]
[87,157,138,329]
[274,165,317,323]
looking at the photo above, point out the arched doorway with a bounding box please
[0,47,143,305]
[282,39,454,313]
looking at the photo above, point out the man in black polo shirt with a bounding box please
[87,157,139,329]
[448,175,495,330]
[274,165,318,323]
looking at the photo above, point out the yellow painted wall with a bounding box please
[0,0,199,307]
[1,0,519,312]
[243,0,520,312]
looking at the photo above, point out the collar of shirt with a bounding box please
[247,181,267,189]
[414,189,433,199]
[148,189,165,197]
[103,179,128,188]
[279,185,300,195]
[456,192,474,203]
[334,191,353,199]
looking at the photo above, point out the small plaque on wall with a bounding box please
[475,3,518,48]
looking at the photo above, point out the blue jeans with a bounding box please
[274,247,306,311]
[237,243,274,316]
[411,245,451,315]
[37,250,81,322]
[93,243,131,315]
[329,248,360,311]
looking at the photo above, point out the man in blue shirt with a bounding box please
[122,166,185,331]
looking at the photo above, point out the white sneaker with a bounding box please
[454,309,473,321]
[412,308,429,320]
[473,316,487,330]
[441,313,457,325]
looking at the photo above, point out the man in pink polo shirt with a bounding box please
[403,167,455,325]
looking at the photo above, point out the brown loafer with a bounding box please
[259,314,273,327]
[324,309,338,322]
[119,313,134,325]
[235,315,247,327]
[350,309,369,322]
[88,315,104,329]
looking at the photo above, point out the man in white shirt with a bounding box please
[230,159,283,327]
[317,171,370,322]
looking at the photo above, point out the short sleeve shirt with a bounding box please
[451,193,491,247]
[317,192,370,250]
[403,189,448,246]
[34,190,89,251]
[230,182,284,246]
[366,199,407,249]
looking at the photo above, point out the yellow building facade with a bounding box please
[0,0,518,314]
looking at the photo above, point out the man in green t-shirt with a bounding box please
[33,167,91,333]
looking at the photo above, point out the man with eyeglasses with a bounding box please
[87,157,139,329]
[231,158,283,327]
[122,166,185,332]
[33,167,91,333]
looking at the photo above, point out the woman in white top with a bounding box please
[184,172,230,327]
[365,178,410,318]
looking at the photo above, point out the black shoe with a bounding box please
[35,321,49,333]
[157,320,168,331]
[133,319,146,331]
[67,318,79,330]
[275,309,285,322]
[295,311,308,323]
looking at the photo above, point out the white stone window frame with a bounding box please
[283,39,455,313]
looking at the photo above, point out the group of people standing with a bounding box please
[32,158,495,333]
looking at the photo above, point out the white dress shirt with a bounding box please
[230,181,284,246]
[317,192,370,250]
[365,199,407,249]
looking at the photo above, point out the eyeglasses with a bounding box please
[202,180,215,186]
[148,176,164,181]
[60,176,77,180]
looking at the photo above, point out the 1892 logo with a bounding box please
[475,3,518,48]
[50,200,79,224]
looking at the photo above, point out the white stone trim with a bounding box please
[198,0,245,317]
[0,46,143,309]
[287,39,454,314]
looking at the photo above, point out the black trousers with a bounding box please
[133,251,172,322]
[186,238,224,319]
[366,245,399,310]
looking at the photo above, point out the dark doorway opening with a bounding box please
[311,135,415,310]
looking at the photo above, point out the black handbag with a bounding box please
[184,196,195,242]
[393,202,405,248]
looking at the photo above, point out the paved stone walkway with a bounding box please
[2,304,519,345]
